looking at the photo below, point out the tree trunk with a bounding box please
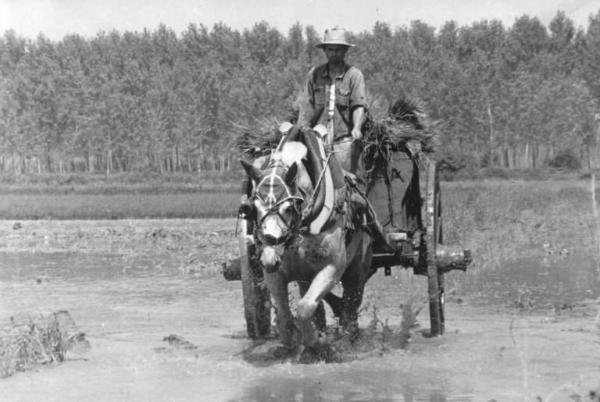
[487,100,494,168]
[106,149,113,175]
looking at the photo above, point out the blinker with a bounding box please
[238,201,256,220]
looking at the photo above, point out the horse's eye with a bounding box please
[280,202,294,215]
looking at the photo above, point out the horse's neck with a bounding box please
[278,140,314,195]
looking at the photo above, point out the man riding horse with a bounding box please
[240,27,384,354]
[300,27,367,176]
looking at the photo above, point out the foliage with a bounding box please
[546,148,582,170]
[1,12,599,178]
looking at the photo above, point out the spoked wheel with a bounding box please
[239,218,271,338]
[424,159,445,336]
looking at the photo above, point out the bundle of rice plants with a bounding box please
[0,311,90,378]
[363,96,441,157]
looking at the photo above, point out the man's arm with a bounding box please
[349,68,368,141]
[351,106,365,141]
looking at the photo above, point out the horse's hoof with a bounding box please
[297,343,341,364]
[341,322,361,342]
[271,344,294,359]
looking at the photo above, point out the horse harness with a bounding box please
[251,161,304,247]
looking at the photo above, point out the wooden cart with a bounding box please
[223,138,471,338]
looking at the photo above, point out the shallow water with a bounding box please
[1,251,599,401]
[462,252,600,308]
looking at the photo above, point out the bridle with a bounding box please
[251,162,305,247]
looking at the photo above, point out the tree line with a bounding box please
[1,10,600,176]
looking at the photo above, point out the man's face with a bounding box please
[323,45,348,64]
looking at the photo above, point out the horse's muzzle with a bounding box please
[260,246,282,273]
[262,233,288,246]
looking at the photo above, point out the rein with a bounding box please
[297,150,335,229]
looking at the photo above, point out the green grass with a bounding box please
[0,172,239,195]
[0,192,241,219]
[442,179,596,275]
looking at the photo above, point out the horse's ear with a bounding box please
[240,159,261,182]
[284,162,298,187]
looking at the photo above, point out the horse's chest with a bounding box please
[283,229,344,273]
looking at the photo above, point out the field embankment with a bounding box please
[0,172,239,219]
[1,178,597,274]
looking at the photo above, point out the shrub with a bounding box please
[546,149,581,171]
[437,145,480,180]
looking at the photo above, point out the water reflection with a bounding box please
[234,372,471,402]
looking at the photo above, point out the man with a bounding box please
[300,27,368,175]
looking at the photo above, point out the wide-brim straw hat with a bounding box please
[316,27,354,48]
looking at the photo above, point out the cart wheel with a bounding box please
[424,160,445,336]
[239,219,271,339]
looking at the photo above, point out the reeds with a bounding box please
[0,311,89,378]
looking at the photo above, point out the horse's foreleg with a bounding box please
[340,287,364,330]
[297,264,344,347]
[340,235,373,330]
[263,272,295,347]
[298,281,327,332]
[323,292,343,319]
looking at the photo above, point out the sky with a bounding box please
[0,0,599,41]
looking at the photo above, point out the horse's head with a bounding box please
[241,156,303,272]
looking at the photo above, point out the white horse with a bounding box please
[240,128,376,351]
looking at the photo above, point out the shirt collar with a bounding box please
[322,63,350,80]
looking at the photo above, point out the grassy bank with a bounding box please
[1,176,597,284]
[0,193,240,219]
[0,179,595,235]
[1,180,596,269]
[0,172,238,195]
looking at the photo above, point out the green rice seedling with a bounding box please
[443,180,595,273]
[0,192,239,219]
[0,311,90,378]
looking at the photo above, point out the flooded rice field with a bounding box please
[1,220,599,401]
[464,253,600,309]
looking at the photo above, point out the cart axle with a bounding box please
[371,244,471,275]
[224,244,471,281]
[435,245,471,273]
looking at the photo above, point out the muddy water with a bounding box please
[1,250,599,401]
[462,252,600,308]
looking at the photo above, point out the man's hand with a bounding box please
[351,127,363,141]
